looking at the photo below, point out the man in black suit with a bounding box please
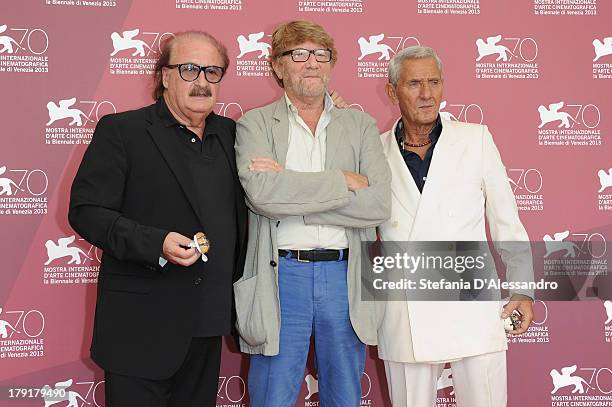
[69,31,247,407]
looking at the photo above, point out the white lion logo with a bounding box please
[436,367,455,395]
[593,37,612,62]
[605,300,612,325]
[358,34,394,61]
[236,32,271,59]
[0,24,23,54]
[439,101,458,122]
[110,29,155,57]
[543,230,581,258]
[45,236,92,265]
[46,98,91,126]
[0,166,24,196]
[538,101,578,129]
[304,373,319,400]
[550,365,594,394]
[41,379,90,407]
[0,307,21,339]
[597,168,612,193]
[476,35,515,62]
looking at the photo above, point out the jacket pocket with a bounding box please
[233,275,267,346]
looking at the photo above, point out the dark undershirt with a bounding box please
[394,116,443,193]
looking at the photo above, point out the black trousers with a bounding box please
[104,336,222,407]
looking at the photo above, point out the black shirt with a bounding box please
[157,98,237,337]
[394,116,443,193]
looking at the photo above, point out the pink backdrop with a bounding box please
[1,0,611,406]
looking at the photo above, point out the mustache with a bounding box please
[189,85,212,97]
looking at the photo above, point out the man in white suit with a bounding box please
[377,46,534,406]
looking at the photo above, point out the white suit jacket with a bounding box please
[377,118,532,363]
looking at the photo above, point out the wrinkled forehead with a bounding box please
[400,57,442,81]
[170,37,223,66]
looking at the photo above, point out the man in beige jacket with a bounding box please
[233,20,390,407]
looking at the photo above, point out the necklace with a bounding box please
[402,122,434,149]
[397,120,436,150]
[403,138,433,148]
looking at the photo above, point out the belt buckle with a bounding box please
[296,250,310,263]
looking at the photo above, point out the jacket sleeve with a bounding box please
[235,110,352,219]
[481,126,534,297]
[303,116,392,228]
[68,115,168,269]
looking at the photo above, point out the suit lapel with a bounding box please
[215,122,238,177]
[214,122,248,280]
[325,109,343,169]
[147,122,208,229]
[412,120,467,231]
[384,120,421,218]
[271,99,290,166]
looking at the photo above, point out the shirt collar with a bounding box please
[394,115,443,149]
[284,92,334,115]
[156,96,178,128]
[156,96,222,134]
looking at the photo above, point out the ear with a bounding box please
[385,83,398,105]
[161,67,170,89]
[271,58,283,82]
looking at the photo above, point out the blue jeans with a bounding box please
[248,255,366,407]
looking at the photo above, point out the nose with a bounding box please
[419,82,432,99]
[196,69,209,85]
[304,52,319,68]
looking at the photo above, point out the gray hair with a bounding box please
[388,46,443,86]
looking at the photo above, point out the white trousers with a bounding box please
[384,351,507,407]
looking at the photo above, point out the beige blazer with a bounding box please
[233,98,391,355]
[377,118,532,363]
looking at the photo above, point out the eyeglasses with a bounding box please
[279,48,332,63]
[165,63,225,83]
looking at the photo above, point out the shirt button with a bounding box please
[194,277,203,285]
[191,138,196,143]
[270,260,277,267]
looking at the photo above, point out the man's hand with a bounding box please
[249,158,283,173]
[162,232,200,267]
[501,294,534,335]
[329,89,349,109]
[343,171,369,191]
